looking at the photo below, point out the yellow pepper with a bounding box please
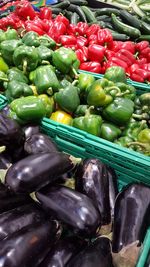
[50,110,73,126]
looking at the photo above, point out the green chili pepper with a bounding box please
[100,122,121,142]
[33,65,60,94]
[10,96,47,123]
[22,31,40,47]
[36,45,53,64]
[104,66,127,83]
[52,47,80,76]
[13,45,39,73]
[7,68,28,84]
[103,98,134,126]
[54,84,80,113]
[0,39,22,65]
[5,81,34,102]
[0,57,9,73]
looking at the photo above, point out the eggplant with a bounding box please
[0,203,47,240]
[0,220,60,267]
[5,152,75,193]
[107,166,118,220]
[75,159,111,225]
[66,237,114,267]
[35,184,101,236]
[39,236,86,267]
[112,183,150,253]
[23,124,40,139]
[0,152,12,169]
[24,133,59,155]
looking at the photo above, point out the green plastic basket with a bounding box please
[0,95,7,110]
[40,122,150,267]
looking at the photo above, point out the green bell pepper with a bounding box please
[78,73,95,93]
[122,119,148,141]
[7,68,28,84]
[54,84,80,113]
[0,39,22,65]
[5,80,33,102]
[115,82,136,100]
[104,66,127,83]
[75,105,90,116]
[52,47,80,76]
[138,128,150,144]
[38,94,54,117]
[22,31,40,47]
[33,65,60,94]
[13,45,39,73]
[38,35,56,49]
[100,122,121,142]
[115,136,134,147]
[10,96,47,124]
[73,111,102,136]
[0,30,6,43]
[36,45,52,64]
[103,98,134,126]
[0,57,9,73]
[0,71,8,88]
[133,93,150,121]
[139,93,150,106]
[0,29,18,42]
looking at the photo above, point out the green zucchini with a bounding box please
[50,7,62,14]
[95,8,120,16]
[69,0,88,5]
[68,4,87,22]
[137,34,150,41]
[96,15,112,22]
[139,3,150,11]
[70,12,79,24]
[140,21,150,34]
[111,13,141,38]
[120,10,142,29]
[50,0,70,9]
[81,6,97,23]
[107,29,130,40]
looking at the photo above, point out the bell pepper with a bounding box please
[97,29,113,46]
[80,61,101,74]
[7,67,28,84]
[52,47,79,76]
[4,28,18,40]
[39,7,52,20]
[115,136,134,147]
[54,15,69,27]
[50,110,73,126]
[76,36,88,48]
[88,34,98,45]
[78,73,95,93]
[5,81,34,102]
[15,1,36,20]
[104,66,127,83]
[76,49,87,63]
[54,84,80,113]
[0,39,22,65]
[0,57,9,73]
[75,105,90,116]
[88,44,105,63]
[73,110,102,136]
[106,57,128,71]
[76,22,89,36]
[85,24,100,38]
[126,129,150,156]
[115,82,136,100]
[60,35,77,46]
[0,30,6,42]
[13,45,39,73]
[33,65,60,95]
[38,94,54,117]
[50,21,67,43]
[38,35,56,49]
[115,49,136,67]
[103,98,134,126]
[100,122,121,142]
[0,71,7,88]
[122,119,148,141]
[22,32,40,47]
[36,45,52,64]
[120,41,135,54]
[9,96,47,124]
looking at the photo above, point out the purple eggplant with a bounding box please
[5,152,75,193]
[112,183,150,253]
[66,237,114,267]
[0,203,47,240]
[39,236,86,267]
[0,152,12,169]
[36,184,101,236]
[24,133,59,155]
[0,220,60,267]
[23,124,40,139]
[75,159,111,225]
[107,166,118,220]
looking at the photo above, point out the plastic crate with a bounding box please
[0,95,8,110]
[40,122,150,267]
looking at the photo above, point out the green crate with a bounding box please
[40,122,150,267]
[0,95,7,110]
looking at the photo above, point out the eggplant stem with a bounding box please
[69,155,82,166]
[0,146,6,153]
[30,192,39,202]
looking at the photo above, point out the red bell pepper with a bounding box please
[108,57,128,70]
[88,34,98,45]
[139,47,150,57]
[120,41,135,54]
[142,63,150,71]
[135,41,149,53]
[76,36,88,48]
[101,61,107,74]
[109,41,123,52]
[88,44,105,63]
[76,49,87,63]
[85,24,100,37]
[54,15,69,27]
[76,22,88,36]
[115,49,136,66]
[97,29,113,46]
[50,21,67,42]
[136,58,147,65]
[129,73,145,83]
[39,7,52,20]
[105,50,115,60]
[25,22,45,35]
[60,35,77,46]
[66,24,78,36]
[80,61,101,73]
[15,1,36,20]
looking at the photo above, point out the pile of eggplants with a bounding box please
[0,110,149,267]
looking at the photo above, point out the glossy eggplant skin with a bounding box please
[36,184,101,236]
[24,133,59,155]
[75,159,111,225]
[23,124,40,139]
[0,220,59,267]
[5,152,74,193]
[0,152,12,169]
[66,237,113,267]
[107,166,118,220]
[112,183,150,253]
[0,203,46,240]
[39,236,85,267]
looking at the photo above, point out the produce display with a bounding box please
[0,114,149,267]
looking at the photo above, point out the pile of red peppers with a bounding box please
[1,1,150,83]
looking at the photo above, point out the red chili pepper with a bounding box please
[54,15,69,27]
[88,44,105,63]
[88,34,98,45]
[116,49,136,66]
[85,24,100,37]
[15,1,36,20]
[60,35,77,46]
[76,36,88,48]
[135,41,149,53]
[109,57,128,70]
[80,61,101,73]
[97,29,113,46]
[66,24,78,36]
[76,49,87,63]
[120,41,135,54]
[39,7,52,20]
[76,22,89,36]
[105,50,115,60]
[25,23,45,35]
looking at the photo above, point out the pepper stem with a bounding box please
[72,80,78,86]
[41,60,50,65]
[127,141,148,149]
[0,77,9,82]
[71,67,79,79]
[105,86,121,95]
[116,90,130,97]
[133,113,149,120]
[23,59,27,74]
[85,106,95,116]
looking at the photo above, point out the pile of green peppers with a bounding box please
[0,28,150,156]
